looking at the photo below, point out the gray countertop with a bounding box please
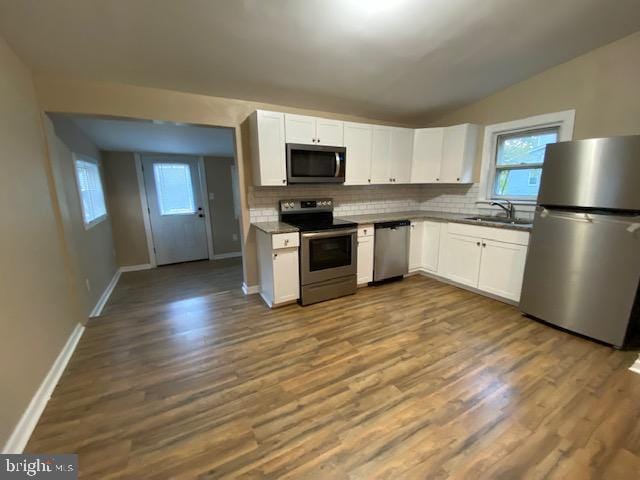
[253,210,532,234]
[338,210,532,232]
[252,221,299,234]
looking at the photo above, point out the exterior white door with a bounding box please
[142,155,209,265]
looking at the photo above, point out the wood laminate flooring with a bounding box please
[27,272,640,479]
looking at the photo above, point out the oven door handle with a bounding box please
[302,228,357,239]
[334,152,341,177]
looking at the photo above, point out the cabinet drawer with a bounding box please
[358,224,374,238]
[272,232,299,249]
[447,222,529,246]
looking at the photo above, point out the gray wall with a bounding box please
[204,156,242,256]
[47,115,118,315]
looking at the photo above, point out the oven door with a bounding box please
[287,144,346,184]
[301,229,357,285]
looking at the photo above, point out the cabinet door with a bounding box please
[316,118,344,146]
[284,114,316,144]
[478,239,527,301]
[357,236,374,285]
[273,248,300,304]
[344,122,373,185]
[411,128,443,183]
[409,221,424,272]
[443,233,482,287]
[440,124,477,183]
[370,126,392,184]
[390,127,414,183]
[422,221,442,273]
[253,110,286,186]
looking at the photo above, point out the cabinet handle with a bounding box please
[284,239,289,245]
[482,243,486,247]
[282,179,286,184]
[317,138,320,143]
[436,178,440,181]
[476,242,481,246]
[273,253,278,258]
[457,177,460,181]
[368,179,371,183]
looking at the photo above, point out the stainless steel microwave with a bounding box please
[286,143,346,184]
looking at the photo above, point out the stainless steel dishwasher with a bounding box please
[373,220,410,282]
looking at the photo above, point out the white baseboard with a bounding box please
[213,252,242,260]
[242,282,260,295]
[119,263,153,273]
[630,356,640,375]
[2,323,85,454]
[89,269,121,318]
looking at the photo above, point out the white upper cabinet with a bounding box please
[411,127,444,183]
[284,114,344,146]
[370,126,393,184]
[344,122,373,185]
[440,124,479,183]
[316,118,344,146]
[250,110,287,186]
[390,127,414,183]
[411,124,478,184]
[284,114,316,144]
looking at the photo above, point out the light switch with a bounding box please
[209,192,215,201]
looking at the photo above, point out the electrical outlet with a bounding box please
[232,233,238,241]
[85,278,91,291]
[209,192,215,201]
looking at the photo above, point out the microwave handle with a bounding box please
[334,152,341,177]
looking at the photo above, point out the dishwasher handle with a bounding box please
[375,220,410,229]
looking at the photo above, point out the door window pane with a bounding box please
[309,235,352,271]
[75,158,107,227]
[153,163,196,215]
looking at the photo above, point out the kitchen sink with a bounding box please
[465,215,532,226]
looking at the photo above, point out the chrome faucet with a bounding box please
[491,200,516,219]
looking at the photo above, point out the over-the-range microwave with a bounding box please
[286,143,346,184]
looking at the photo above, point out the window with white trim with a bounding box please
[74,156,107,228]
[479,110,575,204]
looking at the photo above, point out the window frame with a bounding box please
[478,110,575,207]
[73,153,108,230]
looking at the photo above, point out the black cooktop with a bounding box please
[281,212,356,232]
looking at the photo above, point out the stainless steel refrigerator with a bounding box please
[520,135,640,348]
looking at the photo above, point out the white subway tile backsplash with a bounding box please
[248,183,535,223]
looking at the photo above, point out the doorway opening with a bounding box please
[44,113,244,316]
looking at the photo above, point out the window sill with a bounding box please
[83,215,108,230]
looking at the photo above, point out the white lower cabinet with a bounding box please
[477,239,528,301]
[440,223,529,302]
[357,224,374,285]
[409,221,424,272]
[443,233,482,287]
[257,230,300,307]
[422,221,443,273]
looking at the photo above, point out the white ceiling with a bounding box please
[2,0,640,123]
[59,115,235,156]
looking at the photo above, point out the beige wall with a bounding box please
[431,31,640,180]
[101,151,150,267]
[204,156,242,256]
[33,77,402,287]
[47,116,118,314]
[0,36,82,447]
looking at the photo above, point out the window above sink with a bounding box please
[477,110,575,207]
